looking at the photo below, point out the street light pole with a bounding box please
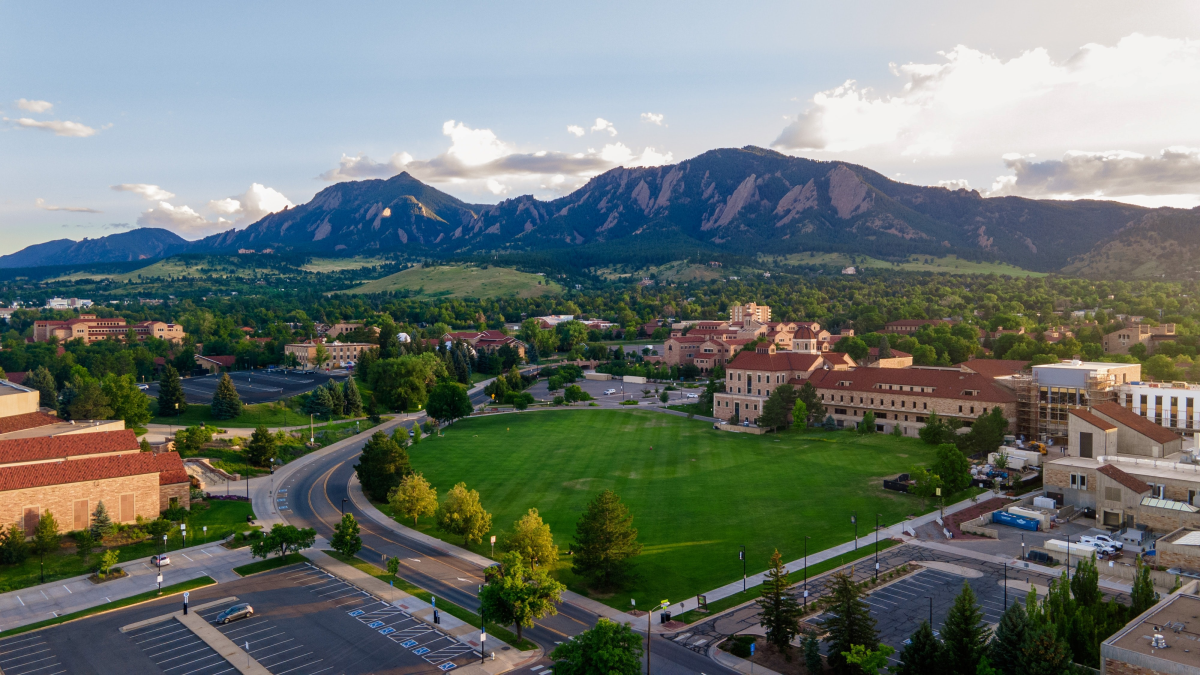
[928,596,933,626]
[852,511,858,550]
[341,498,347,515]
[740,545,746,592]
[803,536,811,609]
[1003,562,1008,608]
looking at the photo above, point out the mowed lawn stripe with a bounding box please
[405,409,937,609]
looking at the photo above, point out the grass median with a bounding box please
[232,553,308,576]
[322,550,537,651]
[0,575,217,639]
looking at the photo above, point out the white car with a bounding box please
[686,393,699,399]
[1082,534,1123,551]
[603,389,617,396]
[151,554,170,567]
[137,384,149,391]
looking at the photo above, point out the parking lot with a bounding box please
[146,370,338,405]
[523,373,704,406]
[0,632,69,675]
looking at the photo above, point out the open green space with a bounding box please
[339,264,561,299]
[0,576,217,639]
[151,401,308,428]
[300,256,391,273]
[171,416,388,477]
[404,409,941,610]
[764,252,1045,277]
[0,501,255,593]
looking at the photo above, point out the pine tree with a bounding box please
[27,366,58,408]
[327,381,344,417]
[343,376,364,416]
[1131,555,1160,615]
[895,621,943,675]
[803,632,822,675]
[1019,623,1072,675]
[246,425,277,467]
[758,549,802,659]
[354,431,412,501]
[305,385,333,416]
[0,523,30,564]
[140,437,153,452]
[942,582,989,675]
[877,339,893,359]
[157,365,188,417]
[823,570,879,675]
[571,490,643,590]
[90,501,114,540]
[987,601,1028,675]
[210,373,243,420]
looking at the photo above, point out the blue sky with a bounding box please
[3,1,1200,253]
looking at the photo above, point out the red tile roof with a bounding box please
[962,360,1030,379]
[0,450,188,492]
[1097,463,1151,494]
[808,368,1017,404]
[0,430,140,466]
[197,355,236,367]
[727,351,825,373]
[0,412,61,436]
[4,372,27,385]
[666,336,708,344]
[821,352,857,367]
[1069,409,1118,432]
[869,347,912,358]
[1092,402,1182,445]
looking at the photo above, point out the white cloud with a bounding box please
[16,99,53,114]
[319,153,413,182]
[597,143,674,167]
[988,147,1200,204]
[567,125,585,137]
[206,183,294,226]
[590,118,617,136]
[112,184,176,201]
[937,179,972,191]
[136,202,208,231]
[772,33,1200,192]
[486,179,508,195]
[35,197,100,213]
[7,117,97,137]
[640,112,665,126]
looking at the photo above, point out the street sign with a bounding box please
[184,592,189,601]
[157,574,163,584]
[490,535,496,544]
[750,643,755,656]
[697,595,707,610]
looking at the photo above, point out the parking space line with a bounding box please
[273,659,324,675]
[154,646,219,666]
[259,651,315,671]
[161,653,224,671]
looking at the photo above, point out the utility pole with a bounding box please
[875,514,881,581]
[739,546,746,591]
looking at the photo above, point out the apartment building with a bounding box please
[285,339,376,369]
[729,302,770,323]
[1103,322,1177,355]
[33,314,185,344]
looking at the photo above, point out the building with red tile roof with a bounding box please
[0,430,141,467]
[713,344,842,424]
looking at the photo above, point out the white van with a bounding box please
[603,388,617,395]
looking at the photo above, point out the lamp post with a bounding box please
[875,514,882,581]
[1003,562,1008,608]
[852,511,858,550]
[739,546,746,591]
[310,414,314,444]
[803,535,811,609]
[928,596,933,626]
[341,498,348,515]
[647,599,669,675]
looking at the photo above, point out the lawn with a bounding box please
[0,501,256,593]
[765,252,1045,277]
[151,401,310,428]
[176,417,389,478]
[339,264,561,299]
[402,409,941,610]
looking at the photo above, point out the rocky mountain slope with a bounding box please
[0,227,189,269]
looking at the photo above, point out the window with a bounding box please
[959,405,963,413]
[1069,474,1088,490]
[120,494,135,523]
[923,402,927,410]
[835,408,847,415]
[1105,487,1121,502]
[1150,484,1165,499]
[73,500,88,531]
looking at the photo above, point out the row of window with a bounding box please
[22,494,137,534]
[728,372,787,384]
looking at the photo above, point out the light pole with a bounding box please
[647,599,669,675]
[927,596,933,626]
[852,511,858,550]
[341,498,348,515]
[739,546,746,591]
[1003,562,1008,608]
[310,413,314,444]
[875,514,881,581]
[803,535,811,609]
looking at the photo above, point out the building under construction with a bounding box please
[1013,360,1142,444]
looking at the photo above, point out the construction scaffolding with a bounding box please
[1013,369,1120,443]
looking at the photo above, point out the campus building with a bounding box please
[1101,588,1200,675]
[441,330,527,359]
[713,344,849,424]
[729,302,770,323]
[33,314,185,345]
[1118,381,1200,434]
[1011,360,1142,444]
[285,339,376,369]
[1103,322,1177,356]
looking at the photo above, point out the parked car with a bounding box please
[1079,537,1118,556]
[686,393,699,399]
[215,603,254,624]
[150,554,170,567]
[603,389,617,395]
[1087,534,1124,551]
[137,383,149,391]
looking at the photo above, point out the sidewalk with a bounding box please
[662,491,1001,617]
[907,537,1136,594]
[0,537,254,632]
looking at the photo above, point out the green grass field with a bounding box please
[765,253,1045,277]
[403,409,940,609]
[301,256,391,273]
[340,264,561,298]
[151,401,307,428]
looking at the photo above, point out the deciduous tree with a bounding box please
[0,523,29,564]
[426,381,473,425]
[355,431,412,501]
[551,617,642,675]
[436,482,493,546]
[501,508,559,569]
[479,551,565,644]
[933,444,971,496]
[27,366,58,408]
[331,513,363,557]
[74,530,97,566]
[250,524,316,559]
[388,473,438,526]
[572,489,642,590]
[102,373,152,428]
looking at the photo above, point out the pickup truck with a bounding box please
[1081,534,1123,552]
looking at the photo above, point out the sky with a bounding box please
[3,1,1200,254]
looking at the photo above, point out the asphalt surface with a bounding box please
[145,370,338,404]
[280,415,737,675]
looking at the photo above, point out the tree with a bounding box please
[501,508,559,569]
[102,374,152,428]
[210,373,243,420]
[140,437,153,453]
[327,381,345,416]
[842,644,895,675]
[896,621,943,675]
[933,443,972,496]
[823,570,878,675]
[60,375,113,421]
[877,339,893,359]
[572,489,643,590]
[803,632,822,675]
[27,366,58,408]
[987,601,1028,675]
[426,381,473,425]
[157,365,188,417]
[564,385,591,403]
[758,549,802,659]
[942,582,989,675]
[90,501,114,539]
[797,381,824,425]
[1019,623,1072,675]
[551,617,642,675]
[760,384,796,431]
[176,424,215,454]
[313,343,331,370]
[792,400,808,429]
[479,551,565,644]
[1071,554,1102,609]
[331,513,363,557]
[436,482,493,546]
[250,524,317,559]
[31,512,61,574]
[246,424,277,467]
[909,467,944,511]
[389,473,438,526]
[833,336,870,361]
[919,412,959,445]
[859,410,877,434]
[659,391,669,404]
[823,415,837,431]
[0,523,29,564]
[99,549,119,579]
[1131,555,1160,616]
[343,376,364,416]
[958,407,1008,456]
[74,529,97,565]
[305,385,334,416]
[355,431,412,501]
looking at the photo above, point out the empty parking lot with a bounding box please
[147,370,338,405]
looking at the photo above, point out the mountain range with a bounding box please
[5,147,1199,276]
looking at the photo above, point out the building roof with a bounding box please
[0,412,61,436]
[885,319,952,328]
[0,379,36,398]
[869,347,912,358]
[1069,408,1118,432]
[961,359,1030,379]
[4,372,27,385]
[808,368,1018,404]
[1093,401,1183,445]
[821,352,857,368]
[666,336,708,344]
[196,355,236,367]
[727,351,825,373]
[0,450,188,492]
[1097,462,1152,494]
[0,429,140,466]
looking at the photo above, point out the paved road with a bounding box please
[277,416,735,675]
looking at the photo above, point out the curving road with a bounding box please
[277,416,735,675]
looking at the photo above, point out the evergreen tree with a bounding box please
[1131,556,1160,615]
[797,381,824,424]
[27,366,58,408]
[877,339,893,359]
[366,394,381,423]
[987,601,1028,675]
[803,632,822,675]
[1019,623,1072,675]
[823,415,838,431]
[331,513,362,557]
[246,425,278,466]
[378,322,400,359]
[327,381,344,417]
[90,501,114,539]
[942,582,989,675]
[0,523,30,564]
[572,490,643,590]
[31,512,61,560]
[896,620,943,675]
[74,530,97,565]
[343,376,364,416]
[823,570,879,675]
[210,373,243,420]
[859,410,877,434]
[758,549,802,659]
[305,385,333,416]
[760,384,796,431]
[354,431,412,501]
[157,365,188,417]
[140,437,153,453]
